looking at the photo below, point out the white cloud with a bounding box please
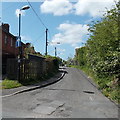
[15,9,25,17]
[52,23,89,47]
[21,35,32,43]
[40,0,73,16]
[74,0,118,17]
[40,0,118,17]
[75,46,81,49]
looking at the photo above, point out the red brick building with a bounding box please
[1,23,25,74]
[2,24,18,56]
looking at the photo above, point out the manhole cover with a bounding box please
[83,90,94,94]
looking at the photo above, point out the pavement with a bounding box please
[1,69,65,97]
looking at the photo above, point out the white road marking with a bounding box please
[89,96,93,101]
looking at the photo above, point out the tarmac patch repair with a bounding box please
[33,100,65,115]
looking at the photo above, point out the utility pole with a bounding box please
[45,28,48,56]
[55,47,57,57]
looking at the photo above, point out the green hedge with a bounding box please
[75,2,120,103]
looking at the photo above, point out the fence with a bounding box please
[6,55,59,80]
[6,55,48,80]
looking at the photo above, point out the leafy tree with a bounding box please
[85,2,120,78]
[74,1,120,103]
[24,43,42,58]
[75,47,87,66]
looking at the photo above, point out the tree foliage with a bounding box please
[75,2,120,103]
[76,2,120,79]
[24,43,42,58]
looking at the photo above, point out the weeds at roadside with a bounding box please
[1,79,22,89]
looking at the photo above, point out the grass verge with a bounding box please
[1,71,58,89]
[1,79,22,89]
[69,65,120,104]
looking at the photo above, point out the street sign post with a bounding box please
[16,36,21,47]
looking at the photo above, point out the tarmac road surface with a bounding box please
[2,67,119,118]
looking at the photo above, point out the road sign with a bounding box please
[16,36,21,47]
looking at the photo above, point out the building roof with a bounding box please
[28,54,45,60]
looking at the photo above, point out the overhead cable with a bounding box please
[26,0,48,29]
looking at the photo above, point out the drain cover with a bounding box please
[83,90,94,94]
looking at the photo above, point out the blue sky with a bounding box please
[2,0,117,60]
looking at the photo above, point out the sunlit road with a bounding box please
[2,67,118,118]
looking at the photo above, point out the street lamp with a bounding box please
[46,41,60,56]
[54,42,60,57]
[49,42,60,45]
[18,5,30,82]
[21,5,30,10]
[18,5,30,58]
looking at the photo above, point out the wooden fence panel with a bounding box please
[6,55,58,81]
[7,59,18,80]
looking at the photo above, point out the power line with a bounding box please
[26,0,50,56]
[26,0,48,29]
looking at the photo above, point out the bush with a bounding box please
[74,2,120,103]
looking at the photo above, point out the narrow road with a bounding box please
[2,67,118,118]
